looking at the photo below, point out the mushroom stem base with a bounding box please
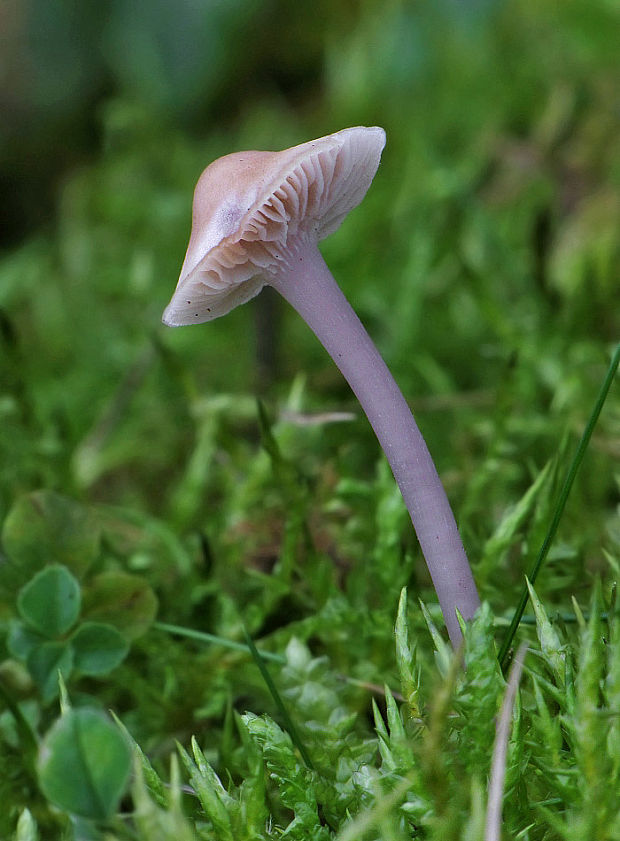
[268,239,480,647]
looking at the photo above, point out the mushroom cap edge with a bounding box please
[162,125,386,326]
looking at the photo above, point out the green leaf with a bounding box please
[526,578,566,687]
[373,686,412,774]
[242,711,328,838]
[18,565,81,637]
[234,713,268,834]
[0,491,100,596]
[6,620,47,661]
[13,808,38,841]
[81,572,158,640]
[419,600,452,677]
[38,708,131,820]
[27,641,74,701]
[0,676,39,756]
[395,587,421,717]
[71,622,129,676]
[131,754,197,840]
[455,603,504,779]
[111,712,169,809]
[478,462,551,584]
[178,738,235,841]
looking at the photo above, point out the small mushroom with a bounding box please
[162,126,480,646]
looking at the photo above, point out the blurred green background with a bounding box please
[1,0,618,603]
[1,5,619,832]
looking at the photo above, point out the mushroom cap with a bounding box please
[162,126,386,326]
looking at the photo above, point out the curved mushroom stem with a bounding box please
[268,237,480,647]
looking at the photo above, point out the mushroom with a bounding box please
[162,126,480,646]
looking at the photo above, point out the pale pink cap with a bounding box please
[162,126,386,326]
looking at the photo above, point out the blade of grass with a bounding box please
[498,343,620,671]
[154,621,286,664]
[242,625,315,771]
[495,611,620,625]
